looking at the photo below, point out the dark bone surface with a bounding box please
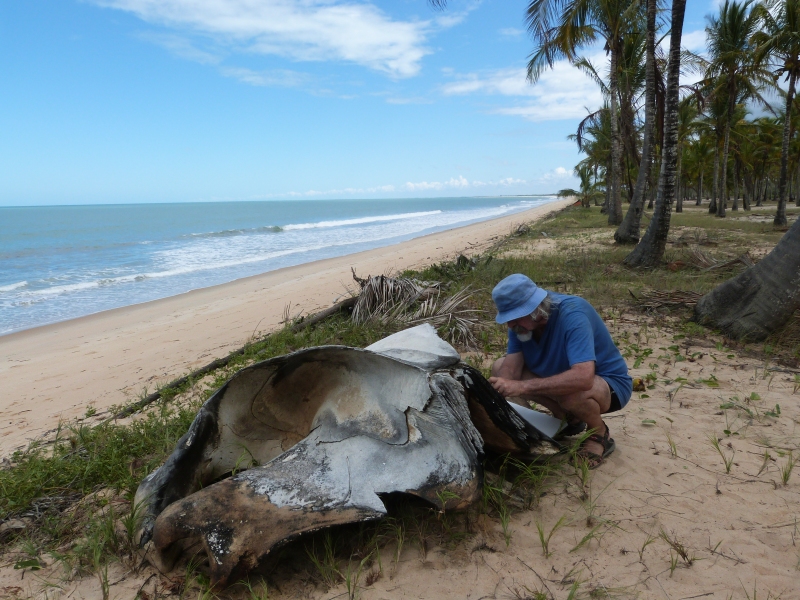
[134,324,556,587]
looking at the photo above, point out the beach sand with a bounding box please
[0,198,573,457]
[2,199,799,599]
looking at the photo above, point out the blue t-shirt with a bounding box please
[507,293,632,406]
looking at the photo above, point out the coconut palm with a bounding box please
[623,0,688,267]
[526,0,643,227]
[752,0,800,225]
[558,164,606,207]
[569,107,613,209]
[675,98,700,211]
[702,0,772,218]
[615,0,658,243]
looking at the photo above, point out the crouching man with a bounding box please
[489,274,632,468]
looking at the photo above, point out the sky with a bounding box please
[0,0,713,206]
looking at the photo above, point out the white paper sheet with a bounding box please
[506,401,563,439]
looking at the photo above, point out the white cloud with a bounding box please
[258,184,398,198]
[138,32,222,64]
[385,96,433,105]
[499,27,524,37]
[471,177,525,187]
[227,175,532,200]
[681,29,707,53]
[94,0,435,77]
[220,67,312,88]
[442,56,605,122]
[540,167,572,181]
[404,175,470,191]
[403,175,527,191]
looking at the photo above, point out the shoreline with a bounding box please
[0,198,572,456]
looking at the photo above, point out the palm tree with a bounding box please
[752,0,800,225]
[569,107,613,208]
[674,98,700,211]
[526,0,643,227]
[615,0,658,243]
[685,134,714,205]
[557,164,606,206]
[703,0,771,218]
[623,0,688,267]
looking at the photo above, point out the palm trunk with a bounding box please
[795,163,800,207]
[695,214,800,340]
[696,170,703,205]
[709,141,719,213]
[744,172,752,210]
[718,117,731,218]
[676,151,683,212]
[623,0,686,268]
[775,71,796,226]
[615,0,656,244]
[732,162,739,211]
[608,46,624,226]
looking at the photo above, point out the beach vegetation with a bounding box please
[780,451,796,484]
[3,201,800,596]
[709,433,737,473]
[535,514,568,558]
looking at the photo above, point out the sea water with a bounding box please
[0,196,556,335]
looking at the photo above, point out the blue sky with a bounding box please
[1,0,712,206]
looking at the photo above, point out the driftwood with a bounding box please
[134,325,557,588]
[112,296,357,420]
[629,288,704,310]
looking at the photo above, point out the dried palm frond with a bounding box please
[685,246,717,269]
[684,247,755,272]
[351,269,430,324]
[630,288,703,311]
[672,229,717,247]
[350,269,484,348]
[402,286,485,348]
[703,252,754,272]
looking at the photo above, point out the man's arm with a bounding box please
[490,361,595,399]
[496,351,525,380]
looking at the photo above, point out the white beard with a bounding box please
[514,329,533,343]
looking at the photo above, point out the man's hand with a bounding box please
[488,376,526,398]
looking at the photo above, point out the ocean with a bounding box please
[0,196,557,335]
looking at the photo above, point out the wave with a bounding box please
[0,281,28,293]
[184,211,444,239]
[282,210,442,231]
[2,198,556,318]
[188,225,283,239]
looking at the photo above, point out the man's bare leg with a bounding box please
[557,377,612,458]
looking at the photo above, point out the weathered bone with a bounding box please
[135,324,554,587]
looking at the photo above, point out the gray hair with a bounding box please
[531,293,552,321]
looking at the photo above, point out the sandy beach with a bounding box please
[2,201,799,600]
[0,198,573,457]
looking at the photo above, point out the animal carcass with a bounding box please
[134,324,555,587]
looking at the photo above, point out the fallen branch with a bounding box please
[636,288,703,311]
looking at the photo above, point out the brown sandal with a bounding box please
[575,423,615,469]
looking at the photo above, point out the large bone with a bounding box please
[135,325,552,587]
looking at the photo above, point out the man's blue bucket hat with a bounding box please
[492,274,547,324]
